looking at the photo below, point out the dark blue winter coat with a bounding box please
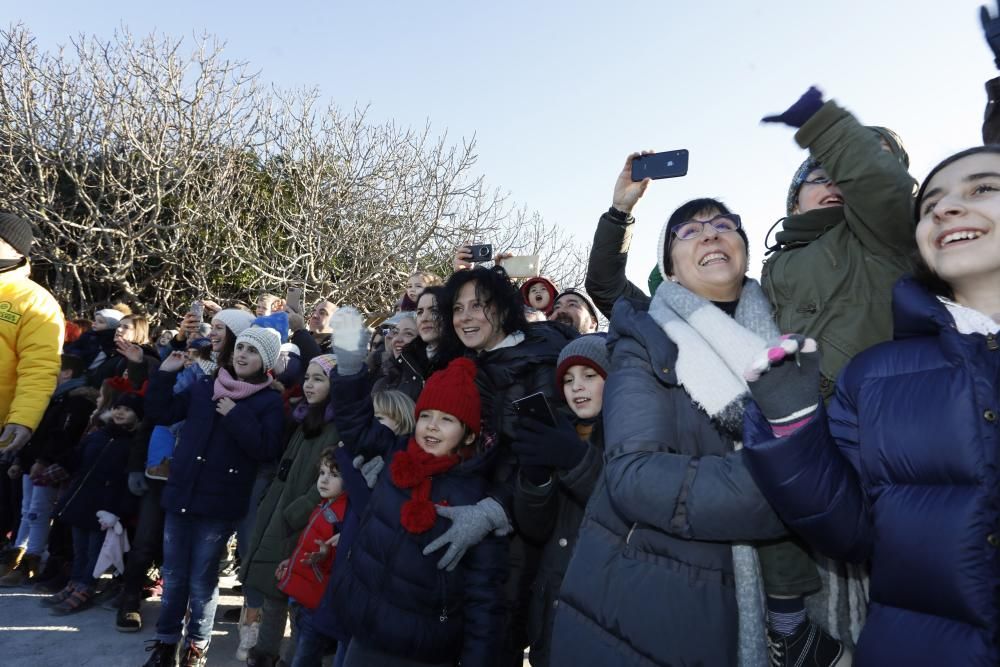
[744,277,1000,667]
[145,370,284,521]
[550,296,787,667]
[321,369,507,666]
[55,424,136,530]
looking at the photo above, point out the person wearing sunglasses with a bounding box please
[551,197,810,666]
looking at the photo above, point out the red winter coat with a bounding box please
[278,494,347,609]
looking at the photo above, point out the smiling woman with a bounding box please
[550,197,789,667]
[741,145,1000,665]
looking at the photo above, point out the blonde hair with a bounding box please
[410,270,442,287]
[372,390,416,436]
[122,314,150,346]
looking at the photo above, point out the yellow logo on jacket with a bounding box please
[0,302,21,324]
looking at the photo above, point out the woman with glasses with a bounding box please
[549,195,791,666]
[756,87,916,659]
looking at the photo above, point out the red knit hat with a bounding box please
[520,276,559,315]
[414,357,481,435]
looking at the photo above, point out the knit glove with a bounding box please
[744,334,821,437]
[512,414,587,473]
[128,471,149,496]
[761,86,825,129]
[422,497,512,571]
[96,510,119,531]
[353,454,384,489]
[330,306,369,375]
[984,2,1000,69]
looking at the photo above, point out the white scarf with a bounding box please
[648,278,778,667]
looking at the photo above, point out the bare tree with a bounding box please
[0,25,587,323]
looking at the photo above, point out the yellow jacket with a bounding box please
[0,261,64,431]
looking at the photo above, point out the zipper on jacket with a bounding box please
[988,333,999,351]
[439,573,448,623]
[796,303,818,315]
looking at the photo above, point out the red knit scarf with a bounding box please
[390,437,460,534]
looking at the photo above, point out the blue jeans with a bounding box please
[15,477,58,555]
[291,611,339,667]
[155,512,235,649]
[70,526,103,587]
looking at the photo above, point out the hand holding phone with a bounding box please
[285,287,304,315]
[631,149,688,182]
[512,392,556,427]
[497,254,540,279]
[467,244,493,263]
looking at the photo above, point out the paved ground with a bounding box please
[0,575,284,667]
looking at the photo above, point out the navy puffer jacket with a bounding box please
[324,369,507,666]
[550,297,786,667]
[145,370,285,520]
[744,277,1000,666]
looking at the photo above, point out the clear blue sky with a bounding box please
[12,0,993,285]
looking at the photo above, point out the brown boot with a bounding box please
[0,552,41,586]
[0,547,25,577]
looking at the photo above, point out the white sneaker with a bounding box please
[235,619,260,661]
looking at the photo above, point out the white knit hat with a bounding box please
[235,326,282,372]
[96,308,126,328]
[212,309,255,336]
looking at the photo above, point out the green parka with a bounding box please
[762,101,917,398]
[240,421,341,598]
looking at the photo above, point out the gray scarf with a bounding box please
[649,278,778,667]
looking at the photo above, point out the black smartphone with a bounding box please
[512,392,556,427]
[631,149,689,182]
[467,243,494,263]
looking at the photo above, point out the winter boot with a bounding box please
[178,643,206,667]
[767,619,846,667]
[32,554,70,592]
[0,546,25,577]
[0,552,41,586]
[246,646,280,667]
[235,606,260,661]
[142,640,178,667]
[116,594,142,632]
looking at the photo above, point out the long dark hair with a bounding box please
[215,325,238,379]
[436,266,528,366]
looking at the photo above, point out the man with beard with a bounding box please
[549,289,599,334]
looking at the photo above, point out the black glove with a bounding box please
[984,3,1000,68]
[761,86,825,129]
[512,413,587,474]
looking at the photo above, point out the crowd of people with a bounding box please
[5,9,1000,667]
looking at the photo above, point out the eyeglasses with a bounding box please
[671,214,742,241]
[803,175,834,186]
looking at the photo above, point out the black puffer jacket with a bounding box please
[371,339,433,402]
[513,419,604,667]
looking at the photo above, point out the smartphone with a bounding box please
[500,254,540,279]
[467,243,494,263]
[286,287,304,315]
[512,392,556,427]
[190,300,204,322]
[631,149,689,182]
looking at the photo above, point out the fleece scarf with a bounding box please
[389,438,460,534]
[648,278,778,667]
[212,367,271,401]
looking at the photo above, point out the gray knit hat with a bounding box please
[555,334,610,391]
[553,288,599,323]
[786,157,821,216]
[212,309,255,336]
[236,325,282,372]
